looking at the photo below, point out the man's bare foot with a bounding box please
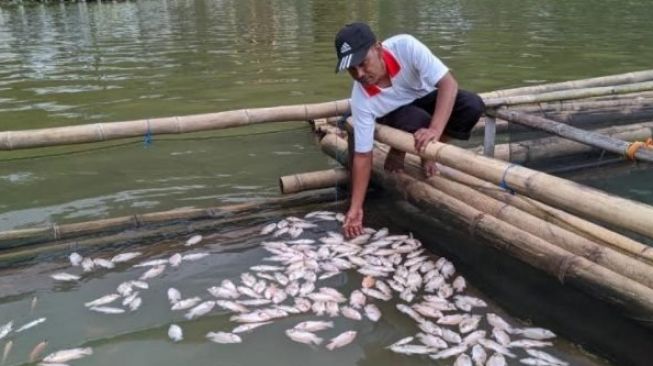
[422,159,438,177]
[384,148,406,172]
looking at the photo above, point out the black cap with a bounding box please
[334,22,377,73]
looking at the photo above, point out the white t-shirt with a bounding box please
[350,34,449,153]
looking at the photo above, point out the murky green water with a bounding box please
[0,0,652,365]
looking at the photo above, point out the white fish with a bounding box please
[479,339,516,357]
[241,272,257,287]
[15,318,46,333]
[326,331,357,350]
[122,292,140,307]
[206,331,242,344]
[486,353,507,366]
[184,301,215,320]
[69,253,83,266]
[111,252,142,263]
[459,314,481,334]
[230,310,272,323]
[0,322,12,341]
[261,223,277,235]
[452,276,466,292]
[84,294,120,308]
[349,290,366,309]
[326,302,340,318]
[216,300,248,313]
[169,253,182,267]
[508,339,553,348]
[364,304,381,322]
[81,257,95,272]
[340,306,362,321]
[285,329,322,345]
[140,265,166,280]
[388,336,414,348]
[236,299,271,306]
[133,259,168,268]
[250,265,285,272]
[441,328,463,344]
[390,344,437,355]
[516,327,557,340]
[416,333,447,349]
[168,324,183,342]
[30,296,38,313]
[232,321,273,334]
[131,280,149,289]
[185,234,203,246]
[493,328,511,346]
[168,288,181,304]
[525,349,568,365]
[42,347,93,363]
[454,353,472,366]
[472,344,487,366]
[207,286,239,299]
[116,282,133,297]
[429,344,468,359]
[128,297,142,311]
[487,313,513,333]
[171,297,202,311]
[2,340,12,364]
[29,341,48,362]
[520,358,555,365]
[293,320,333,332]
[463,330,486,345]
[90,306,125,314]
[93,258,115,269]
[50,272,80,282]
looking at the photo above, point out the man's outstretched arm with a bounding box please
[343,151,373,239]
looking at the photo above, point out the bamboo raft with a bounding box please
[1,69,653,327]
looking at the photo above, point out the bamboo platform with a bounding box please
[1,69,653,327]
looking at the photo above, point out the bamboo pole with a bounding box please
[0,99,351,151]
[0,189,343,250]
[320,133,653,315]
[479,69,653,99]
[471,121,653,164]
[373,124,653,240]
[490,109,653,163]
[279,168,349,194]
[483,81,653,108]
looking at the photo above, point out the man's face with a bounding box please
[347,44,385,86]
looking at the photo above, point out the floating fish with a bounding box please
[454,353,472,366]
[133,259,168,268]
[168,324,183,342]
[85,294,120,308]
[185,234,203,246]
[111,252,142,263]
[285,329,322,345]
[293,320,333,332]
[182,252,210,261]
[184,301,215,320]
[260,223,277,235]
[69,253,83,267]
[0,322,12,340]
[525,349,568,365]
[140,265,166,280]
[169,253,182,267]
[171,297,202,311]
[232,321,273,334]
[50,273,80,282]
[81,257,95,272]
[471,344,487,366]
[390,344,437,355]
[29,341,48,362]
[89,306,125,314]
[93,258,115,269]
[15,318,46,333]
[486,353,507,366]
[326,331,356,350]
[42,347,93,363]
[516,328,557,340]
[2,340,12,364]
[206,331,241,344]
[30,296,38,313]
[429,344,468,359]
[168,288,181,304]
[364,304,381,322]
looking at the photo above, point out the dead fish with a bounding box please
[93,258,115,269]
[128,297,142,311]
[479,338,516,358]
[341,306,362,321]
[471,344,487,366]
[181,252,210,261]
[122,292,140,307]
[390,344,437,355]
[260,223,277,235]
[361,288,391,301]
[81,257,95,272]
[206,331,242,344]
[293,320,333,332]
[171,297,202,311]
[130,280,148,289]
[285,329,322,345]
[250,265,285,272]
[116,282,134,297]
[29,341,48,362]
[412,304,442,319]
[441,328,463,344]
[387,336,414,348]
[326,331,357,350]
[0,322,13,340]
[364,304,381,322]
[168,288,181,304]
[30,296,38,313]
[429,344,468,359]
[493,328,511,346]
[2,340,12,364]
[236,299,271,306]
[230,310,272,323]
[184,301,215,320]
[140,265,166,280]
[111,252,142,263]
[486,353,507,366]
[15,318,47,333]
[520,358,555,365]
[50,272,80,282]
[168,324,183,342]
[525,349,568,365]
[487,313,514,333]
[69,253,83,267]
[515,328,557,340]
[232,321,273,334]
[133,259,168,268]
[237,286,261,299]
[454,353,472,366]
[207,286,239,299]
[89,306,125,314]
[416,333,447,349]
[42,347,93,363]
[185,234,203,246]
[508,339,553,348]
[452,276,466,292]
[84,294,120,308]
[463,330,487,346]
[459,315,482,334]
[169,253,182,267]
[241,272,257,287]
[349,290,366,309]
[216,300,248,313]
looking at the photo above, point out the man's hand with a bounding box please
[383,148,405,172]
[414,128,441,152]
[422,159,438,178]
[343,207,364,239]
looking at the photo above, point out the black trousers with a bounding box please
[377,89,485,140]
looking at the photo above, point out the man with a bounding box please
[334,22,484,239]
